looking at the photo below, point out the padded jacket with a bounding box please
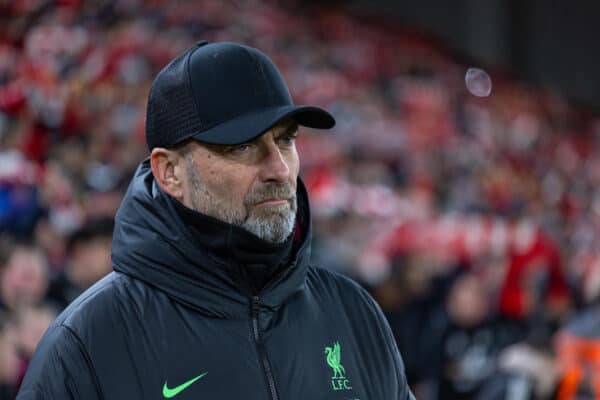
[17,160,414,400]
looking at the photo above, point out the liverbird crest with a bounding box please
[324,341,346,379]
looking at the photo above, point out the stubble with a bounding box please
[185,157,297,243]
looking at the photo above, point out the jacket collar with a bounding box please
[170,196,295,294]
[111,159,312,319]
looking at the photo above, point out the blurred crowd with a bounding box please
[1,0,600,399]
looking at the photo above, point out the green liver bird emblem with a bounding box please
[324,342,346,379]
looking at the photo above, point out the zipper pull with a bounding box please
[252,296,261,341]
[252,296,260,316]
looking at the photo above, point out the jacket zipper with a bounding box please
[252,296,280,400]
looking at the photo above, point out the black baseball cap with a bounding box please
[145,41,335,150]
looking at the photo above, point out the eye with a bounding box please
[226,143,253,154]
[278,132,298,147]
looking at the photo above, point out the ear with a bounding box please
[150,148,185,201]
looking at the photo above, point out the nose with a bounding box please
[259,144,290,183]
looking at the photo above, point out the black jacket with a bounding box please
[17,160,414,400]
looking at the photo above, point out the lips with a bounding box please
[255,198,289,206]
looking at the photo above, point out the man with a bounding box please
[18,41,414,399]
[47,217,114,310]
[0,242,48,311]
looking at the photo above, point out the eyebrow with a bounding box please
[276,123,299,137]
[206,123,299,153]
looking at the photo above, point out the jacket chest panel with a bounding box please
[259,302,372,400]
[89,286,389,399]
[94,307,272,399]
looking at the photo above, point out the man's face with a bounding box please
[0,247,48,309]
[69,237,113,288]
[178,120,300,243]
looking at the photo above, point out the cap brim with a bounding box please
[190,105,335,145]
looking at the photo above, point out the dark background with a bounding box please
[344,0,600,112]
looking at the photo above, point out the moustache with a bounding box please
[244,183,296,205]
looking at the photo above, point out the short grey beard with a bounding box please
[241,204,297,243]
[185,157,297,243]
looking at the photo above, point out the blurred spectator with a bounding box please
[477,341,558,400]
[0,149,42,237]
[416,272,501,399]
[370,253,457,391]
[553,258,600,399]
[0,242,48,311]
[14,304,56,362]
[12,303,56,391]
[555,312,600,399]
[499,227,572,334]
[47,217,113,309]
[0,311,19,400]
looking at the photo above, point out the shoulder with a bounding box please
[306,265,355,294]
[18,318,103,398]
[306,265,365,293]
[54,272,150,342]
[19,272,152,397]
[306,265,383,318]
